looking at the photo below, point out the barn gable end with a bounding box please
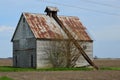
[11,14,35,41]
[12,14,36,68]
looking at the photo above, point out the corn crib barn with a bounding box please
[11,6,98,69]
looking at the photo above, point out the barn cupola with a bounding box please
[44,6,59,17]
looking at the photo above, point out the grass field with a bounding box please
[0,58,120,80]
[0,76,14,80]
[0,66,93,72]
[0,66,120,72]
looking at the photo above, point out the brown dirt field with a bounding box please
[0,71,120,80]
[0,59,120,80]
[0,59,12,66]
[94,59,120,68]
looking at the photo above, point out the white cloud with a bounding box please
[0,26,15,32]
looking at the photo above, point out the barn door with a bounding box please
[15,56,17,67]
[31,55,33,67]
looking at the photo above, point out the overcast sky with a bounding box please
[0,0,120,58]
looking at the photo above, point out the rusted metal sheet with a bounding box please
[58,16,92,41]
[24,13,67,40]
[23,13,92,41]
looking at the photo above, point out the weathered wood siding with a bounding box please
[36,40,93,68]
[13,16,34,41]
[75,42,93,67]
[36,40,53,68]
[13,16,36,68]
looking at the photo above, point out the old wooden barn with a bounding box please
[11,6,94,68]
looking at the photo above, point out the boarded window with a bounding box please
[23,18,25,23]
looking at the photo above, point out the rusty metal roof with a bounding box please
[23,13,92,41]
[58,16,92,41]
[24,13,67,40]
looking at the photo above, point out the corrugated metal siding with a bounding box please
[24,13,92,41]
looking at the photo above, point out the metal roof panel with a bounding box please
[58,16,92,41]
[24,13,67,40]
[23,13,92,41]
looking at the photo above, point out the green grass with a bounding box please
[38,67,93,71]
[0,66,93,72]
[0,66,120,72]
[0,66,35,72]
[100,67,120,70]
[0,76,14,80]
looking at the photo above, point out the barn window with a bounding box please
[23,18,25,23]
[15,56,17,67]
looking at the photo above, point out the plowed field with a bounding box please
[0,59,120,80]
